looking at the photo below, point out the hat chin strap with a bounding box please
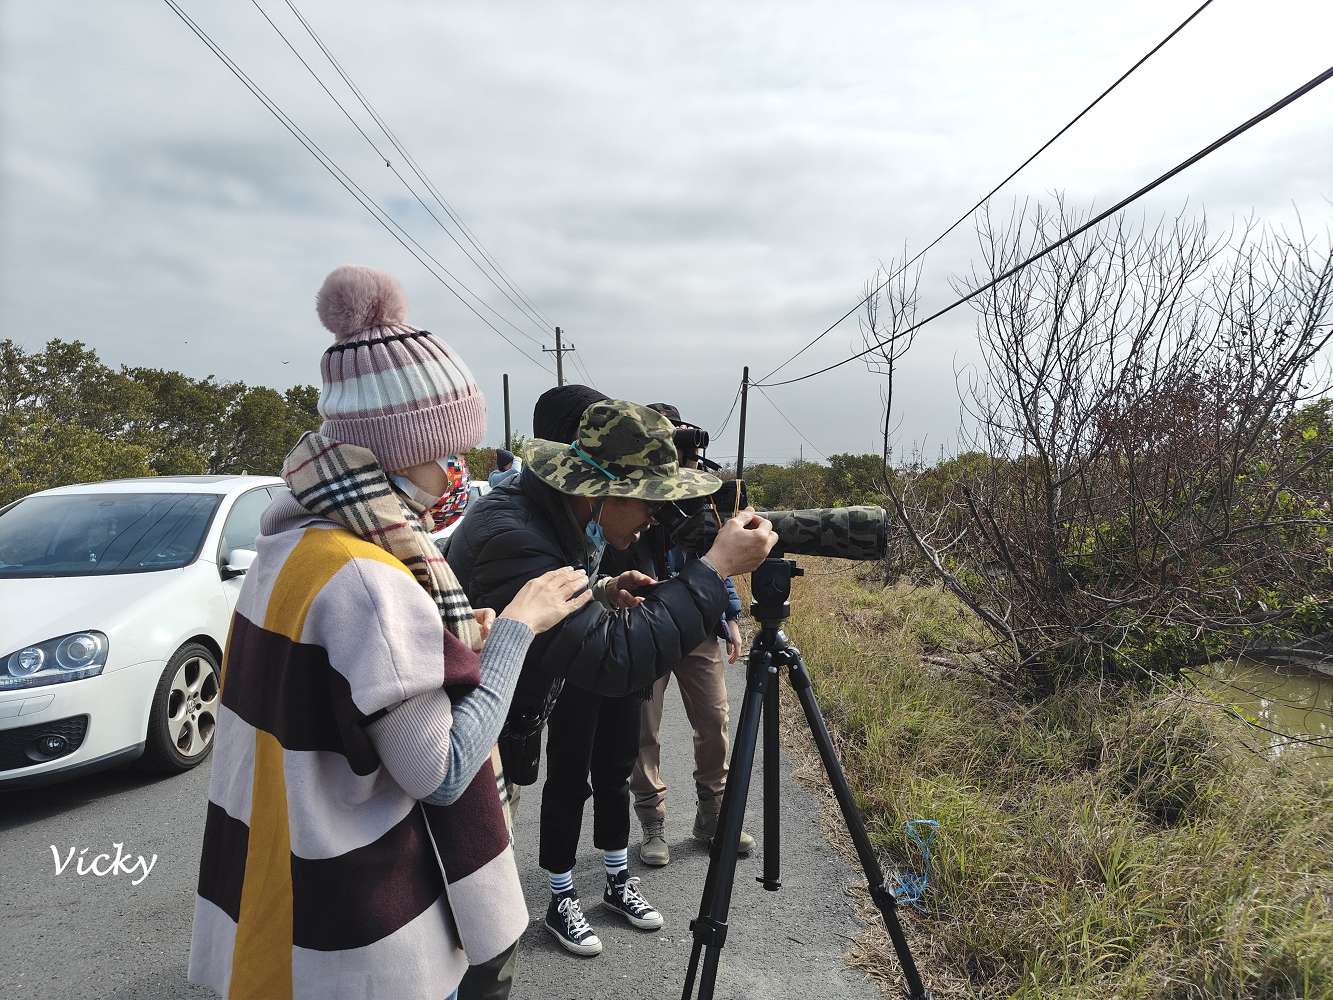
[569,441,619,481]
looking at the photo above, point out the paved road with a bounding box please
[0,647,880,1000]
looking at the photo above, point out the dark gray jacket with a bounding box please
[446,469,728,777]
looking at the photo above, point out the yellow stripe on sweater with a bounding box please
[225,528,411,997]
[263,526,412,642]
[229,730,294,1000]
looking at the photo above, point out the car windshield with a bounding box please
[0,492,223,578]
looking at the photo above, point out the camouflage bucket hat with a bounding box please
[524,399,722,502]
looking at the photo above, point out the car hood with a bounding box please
[0,570,188,653]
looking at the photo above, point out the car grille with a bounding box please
[0,715,90,773]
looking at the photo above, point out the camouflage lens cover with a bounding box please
[671,505,888,562]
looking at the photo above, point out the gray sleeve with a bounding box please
[367,617,534,805]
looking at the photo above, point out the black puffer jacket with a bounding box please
[446,468,728,780]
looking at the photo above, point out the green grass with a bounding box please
[781,563,1333,1000]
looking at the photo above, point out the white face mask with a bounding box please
[390,457,456,509]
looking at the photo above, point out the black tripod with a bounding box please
[681,554,931,1000]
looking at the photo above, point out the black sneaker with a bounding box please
[602,871,664,930]
[545,891,602,956]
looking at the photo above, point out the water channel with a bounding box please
[1196,658,1333,775]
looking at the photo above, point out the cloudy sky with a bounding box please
[2,0,1330,465]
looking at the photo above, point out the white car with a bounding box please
[0,475,286,788]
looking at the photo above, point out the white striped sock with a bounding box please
[604,848,629,877]
[547,869,574,896]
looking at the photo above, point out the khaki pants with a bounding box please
[630,637,730,824]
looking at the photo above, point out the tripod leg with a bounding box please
[760,670,781,890]
[784,649,933,1000]
[682,646,771,1000]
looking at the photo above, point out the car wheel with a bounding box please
[141,642,220,773]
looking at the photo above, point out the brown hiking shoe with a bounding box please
[639,819,670,867]
[693,798,754,856]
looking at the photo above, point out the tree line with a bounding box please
[0,339,323,506]
[0,335,895,513]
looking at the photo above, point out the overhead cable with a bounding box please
[756,386,830,461]
[162,0,554,374]
[758,62,1333,388]
[757,0,1220,385]
[713,380,744,439]
[279,0,558,337]
[248,0,548,349]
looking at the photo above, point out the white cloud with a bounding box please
[2,0,1330,464]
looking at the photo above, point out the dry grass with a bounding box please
[749,559,1333,1000]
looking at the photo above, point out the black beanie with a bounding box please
[533,384,609,442]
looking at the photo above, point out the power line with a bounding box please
[279,0,558,338]
[161,0,554,375]
[248,0,549,349]
[713,380,744,438]
[757,0,1219,385]
[570,350,601,388]
[556,333,596,386]
[755,386,830,461]
[758,61,1333,388]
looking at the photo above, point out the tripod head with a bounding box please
[749,551,803,626]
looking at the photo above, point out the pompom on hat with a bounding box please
[317,264,409,339]
[313,265,486,471]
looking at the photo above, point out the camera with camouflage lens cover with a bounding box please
[657,482,888,563]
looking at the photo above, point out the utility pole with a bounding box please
[502,373,512,450]
[542,326,575,387]
[735,366,750,481]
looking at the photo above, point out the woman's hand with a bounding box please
[606,570,657,609]
[473,607,496,641]
[499,567,592,634]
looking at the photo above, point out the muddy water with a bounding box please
[1197,659,1333,775]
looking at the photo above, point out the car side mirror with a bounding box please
[221,548,257,580]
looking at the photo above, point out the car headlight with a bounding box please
[1,631,109,690]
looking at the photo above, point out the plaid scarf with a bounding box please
[282,432,520,962]
[282,432,481,651]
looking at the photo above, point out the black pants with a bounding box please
[538,685,641,874]
[457,940,517,1000]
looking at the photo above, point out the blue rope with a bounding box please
[889,819,939,906]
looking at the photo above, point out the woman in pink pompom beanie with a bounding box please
[188,266,591,1000]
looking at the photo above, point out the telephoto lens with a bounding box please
[669,504,888,562]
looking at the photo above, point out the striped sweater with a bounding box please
[189,498,528,1000]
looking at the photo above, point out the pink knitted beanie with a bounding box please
[315,265,486,471]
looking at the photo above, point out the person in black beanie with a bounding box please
[489,448,519,488]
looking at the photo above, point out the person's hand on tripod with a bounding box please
[704,508,777,578]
